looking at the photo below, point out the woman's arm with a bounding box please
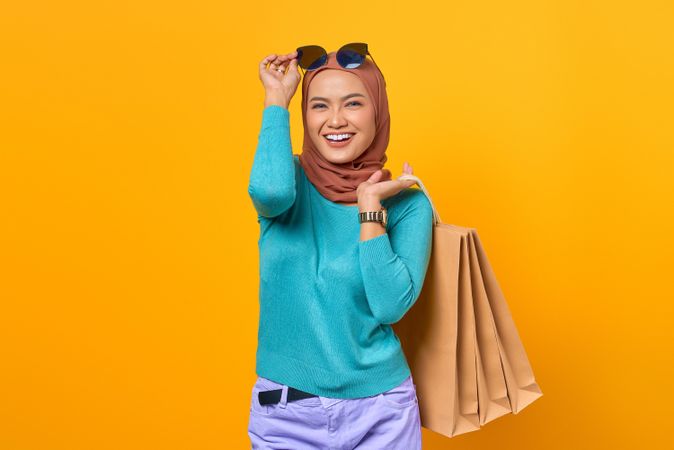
[248,52,301,220]
[358,189,434,325]
[247,105,296,219]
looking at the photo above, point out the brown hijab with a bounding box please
[298,51,391,204]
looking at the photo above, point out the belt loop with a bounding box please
[279,385,289,408]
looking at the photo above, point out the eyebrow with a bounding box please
[309,93,366,102]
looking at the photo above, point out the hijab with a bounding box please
[298,51,391,204]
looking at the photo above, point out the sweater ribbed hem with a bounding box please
[256,347,411,399]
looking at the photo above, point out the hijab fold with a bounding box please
[298,51,391,204]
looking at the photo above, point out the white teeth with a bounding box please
[325,133,353,141]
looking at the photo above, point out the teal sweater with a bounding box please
[248,105,434,399]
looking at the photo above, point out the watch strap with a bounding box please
[359,210,384,223]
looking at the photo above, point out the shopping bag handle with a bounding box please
[396,174,442,226]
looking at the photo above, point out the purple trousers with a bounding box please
[247,374,422,450]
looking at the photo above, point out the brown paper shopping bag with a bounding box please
[471,230,544,413]
[392,174,543,438]
[465,231,513,425]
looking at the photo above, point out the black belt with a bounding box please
[258,387,319,406]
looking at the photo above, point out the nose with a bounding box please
[328,110,348,129]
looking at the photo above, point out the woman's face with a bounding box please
[306,70,376,165]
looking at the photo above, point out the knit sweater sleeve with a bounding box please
[247,105,296,220]
[358,190,434,325]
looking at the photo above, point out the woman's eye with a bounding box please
[311,101,361,110]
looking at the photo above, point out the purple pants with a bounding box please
[247,374,422,450]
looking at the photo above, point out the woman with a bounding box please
[247,48,433,449]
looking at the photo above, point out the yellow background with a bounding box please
[1,1,672,449]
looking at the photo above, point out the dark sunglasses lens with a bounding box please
[337,44,367,69]
[297,46,327,71]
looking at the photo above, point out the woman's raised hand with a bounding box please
[259,51,301,109]
[357,162,418,204]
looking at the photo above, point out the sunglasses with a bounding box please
[295,42,384,83]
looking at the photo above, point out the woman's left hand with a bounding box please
[357,162,417,205]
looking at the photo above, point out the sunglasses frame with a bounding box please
[295,42,385,84]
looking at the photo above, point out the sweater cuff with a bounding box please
[359,233,395,262]
[261,105,290,130]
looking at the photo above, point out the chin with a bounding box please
[323,151,356,164]
[317,144,364,165]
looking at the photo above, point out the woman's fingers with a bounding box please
[261,52,298,72]
[267,55,283,73]
[367,169,383,183]
[269,54,299,75]
[260,54,278,70]
[276,53,295,66]
[279,51,297,62]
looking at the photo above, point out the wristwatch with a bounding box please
[358,207,388,228]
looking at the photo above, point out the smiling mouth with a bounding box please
[323,134,355,144]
